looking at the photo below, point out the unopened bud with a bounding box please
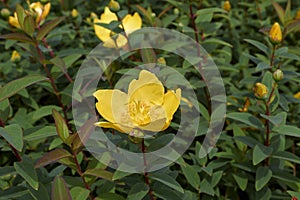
[108,0,120,12]
[269,22,282,44]
[1,8,10,18]
[173,8,179,15]
[71,9,78,18]
[223,1,231,12]
[273,69,283,81]
[11,50,21,62]
[253,83,268,99]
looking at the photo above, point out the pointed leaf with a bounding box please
[255,166,272,191]
[14,157,39,190]
[0,33,34,44]
[52,109,69,143]
[37,17,65,41]
[23,15,35,37]
[35,148,72,168]
[0,124,23,152]
[0,75,48,102]
[253,144,273,165]
[70,187,90,200]
[272,151,300,164]
[180,164,200,190]
[127,183,149,200]
[244,39,269,55]
[272,1,285,25]
[16,4,26,29]
[84,168,113,181]
[233,174,248,191]
[51,176,72,200]
[227,112,264,130]
[150,173,184,193]
[272,125,300,137]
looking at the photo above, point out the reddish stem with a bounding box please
[142,139,155,200]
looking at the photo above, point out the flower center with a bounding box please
[128,99,151,125]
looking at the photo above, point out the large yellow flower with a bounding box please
[93,7,142,48]
[93,70,181,134]
[8,2,50,29]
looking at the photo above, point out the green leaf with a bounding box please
[260,112,286,126]
[35,148,72,168]
[227,112,264,130]
[0,186,28,199]
[14,157,39,190]
[150,173,184,193]
[140,47,157,65]
[287,191,300,199]
[70,187,90,200]
[52,109,69,144]
[272,1,285,25]
[199,178,214,196]
[24,126,57,141]
[29,183,50,200]
[0,33,34,44]
[84,168,113,181]
[255,62,270,72]
[244,39,269,55]
[180,164,200,190]
[23,15,35,37]
[94,193,125,200]
[285,20,300,35]
[272,151,300,164]
[127,183,149,200]
[233,174,248,191]
[0,124,23,152]
[255,166,272,191]
[51,176,72,200]
[30,105,62,123]
[272,125,300,137]
[16,4,26,29]
[36,17,65,41]
[233,124,247,151]
[0,75,48,102]
[252,144,273,165]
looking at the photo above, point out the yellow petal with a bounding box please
[162,88,181,122]
[41,3,51,21]
[93,89,128,124]
[122,12,142,34]
[139,117,167,132]
[8,14,21,29]
[269,22,282,43]
[95,122,132,133]
[294,92,300,99]
[94,18,112,42]
[100,7,118,23]
[128,70,164,105]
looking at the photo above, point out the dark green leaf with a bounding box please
[84,168,113,181]
[255,166,272,191]
[180,164,200,190]
[94,193,125,200]
[272,125,300,137]
[150,173,184,193]
[0,124,23,152]
[51,176,72,200]
[16,4,26,29]
[23,15,35,37]
[244,39,269,55]
[272,1,285,25]
[127,183,149,200]
[0,75,48,102]
[70,187,90,200]
[272,151,300,164]
[227,112,264,130]
[0,33,34,44]
[14,157,39,190]
[52,109,69,144]
[233,174,248,191]
[253,144,273,165]
[37,17,65,41]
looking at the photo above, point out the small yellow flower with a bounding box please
[30,2,51,24]
[11,50,21,62]
[294,92,300,99]
[223,1,231,12]
[8,12,21,29]
[71,9,79,18]
[93,70,181,133]
[295,10,300,20]
[93,7,142,48]
[108,0,120,12]
[253,83,268,98]
[269,22,282,44]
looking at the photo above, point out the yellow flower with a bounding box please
[93,70,181,133]
[11,50,21,62]
[71,9,79,18]
[30,2,51,24]
[8,12,21,29]
[93,7,142,48]
[269,22,282,44]
[253,83,268,98]
[295,10,300,20]
[223,1,231,12]
[294,92,300,99]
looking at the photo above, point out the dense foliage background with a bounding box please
[0,0,300,199]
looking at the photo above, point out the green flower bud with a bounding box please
[173,8,179,15]
[273,69,283,81]
[1,8,11,18]
[108,0,120,12]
